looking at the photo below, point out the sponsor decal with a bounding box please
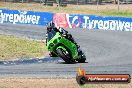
[76,67,131,85]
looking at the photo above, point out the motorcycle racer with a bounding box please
[46,22,79,48]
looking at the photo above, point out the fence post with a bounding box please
[97,0,99,12]
[21,0,24,3]
[77,0,79,5]
[56,0,61,6]
[117,0,120,12]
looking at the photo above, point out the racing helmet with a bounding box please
[47,21,55,32]
[47,21,55,28]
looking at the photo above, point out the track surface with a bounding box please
[0,24,132,77]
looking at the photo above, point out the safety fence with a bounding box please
[0,0,113,4]
[0,9,132,31]
[1,0,132,4]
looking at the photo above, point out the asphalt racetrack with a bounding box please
[0,24,132,78]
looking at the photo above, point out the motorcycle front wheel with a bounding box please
[56,48,74,64]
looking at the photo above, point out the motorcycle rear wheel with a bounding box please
[78,50,86,63]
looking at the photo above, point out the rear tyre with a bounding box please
[78,58,86,63]
[78,50,86,63]
[56,48,74,64]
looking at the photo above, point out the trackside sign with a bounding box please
[0,9,132,31]
[0,9,53,25]
[53,13,132,31]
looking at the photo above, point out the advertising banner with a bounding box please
[0,9,132,31]
[0,9,53,26]
[53,13,132,31]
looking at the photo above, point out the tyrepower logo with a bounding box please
[76,67,131,85]
[0,10,40,24]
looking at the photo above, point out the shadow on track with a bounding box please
[0,57,88,66]
[57,61,88,64]
[0,57,62,66]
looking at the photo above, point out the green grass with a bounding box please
[100,11,132,17]
[0,85,7,88]
[0,35,47,60]
[81,84,92,88]
[80,84,126,88]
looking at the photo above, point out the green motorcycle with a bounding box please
[46,27,86,64]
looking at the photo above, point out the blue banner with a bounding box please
[0,9,53,26]
[66,14,132,31]
[0,8,132,31]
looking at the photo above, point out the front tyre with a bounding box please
[56,48,74,64]
[49,52,58,57]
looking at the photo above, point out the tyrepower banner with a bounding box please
[0,9,53,26]
[53,13,132,31]
[1,9,132,31]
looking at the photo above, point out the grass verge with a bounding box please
[0,35,48,60]
[0,78,131,88]
[0,85,7,88]
[100,11,132,17]
[80,84,130,88]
